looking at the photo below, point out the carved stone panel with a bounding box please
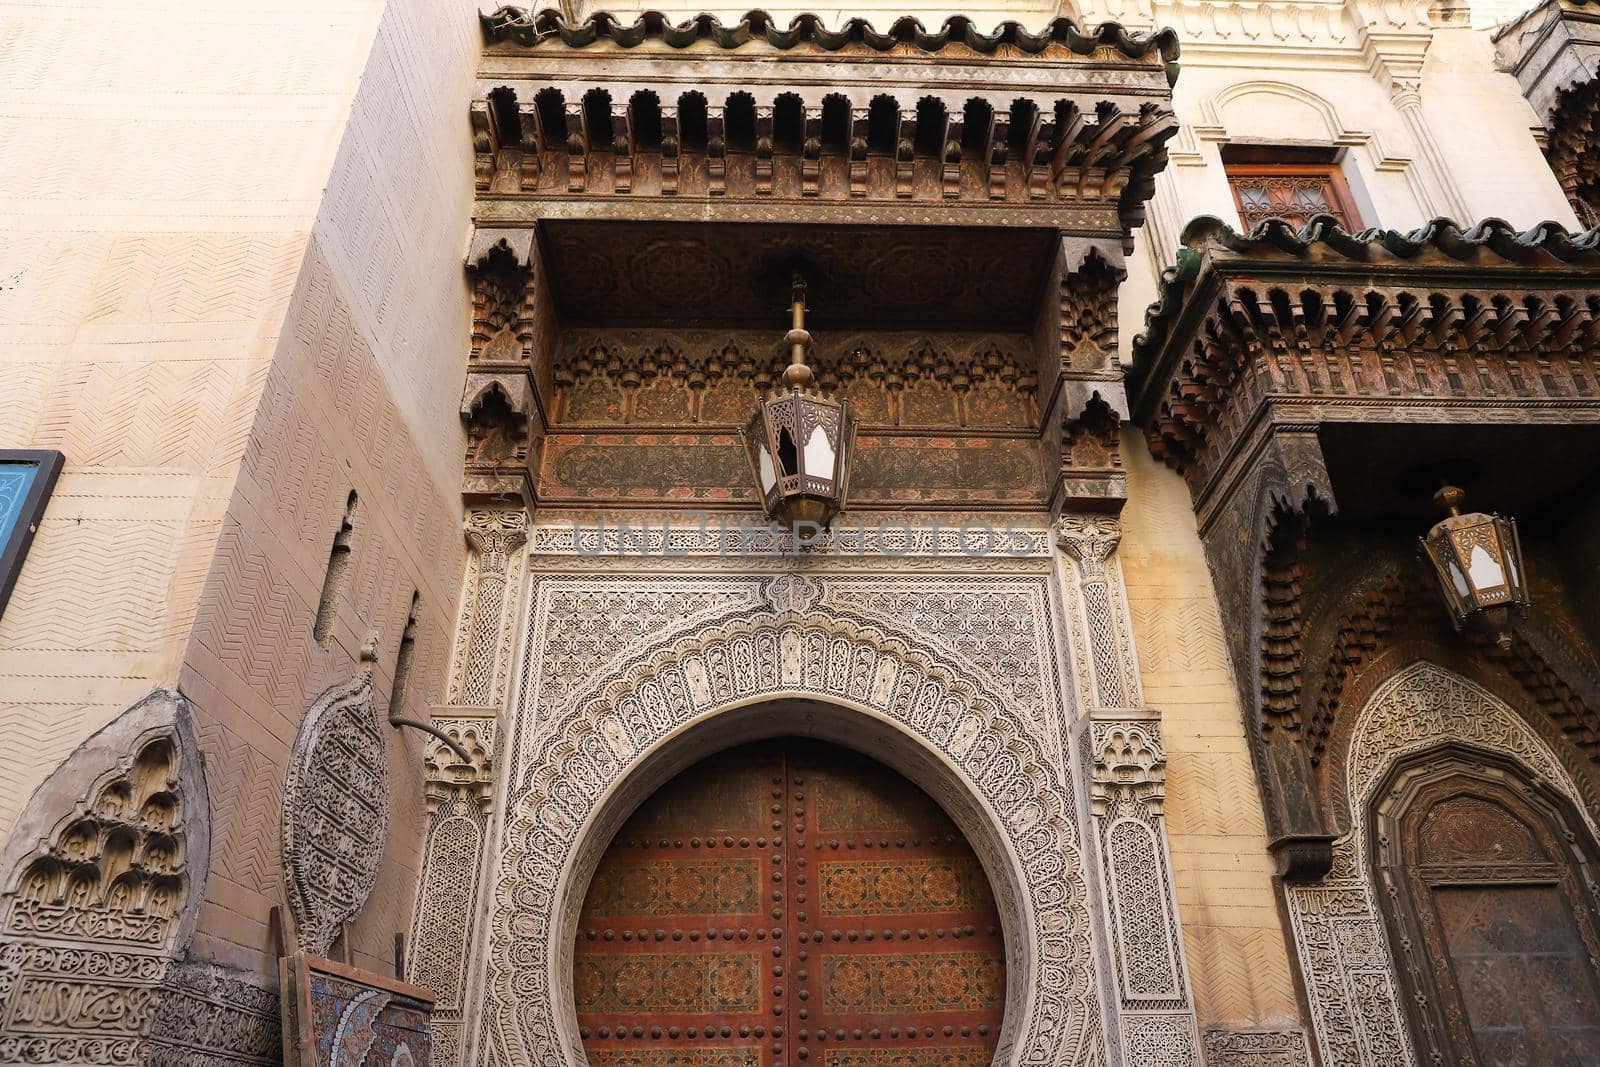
[478,568,1107,1067]
[0,688,219,1064]
[409,718,496,1067]
[282,674,391,957]
[1203,1028,1313,1066]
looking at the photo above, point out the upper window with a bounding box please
[1222,146,1363,230]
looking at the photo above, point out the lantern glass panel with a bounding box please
[757,440,777,495]
[803,422,834,480]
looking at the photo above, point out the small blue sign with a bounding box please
[0,462,40,543]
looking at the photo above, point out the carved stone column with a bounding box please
[419,507,527,1065]
[407,718,496,1067]
[1057,515,1201,1066]
[1058,513,1135,708]
[448,509,529,709]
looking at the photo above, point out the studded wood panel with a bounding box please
[575,740,1004,1067]
[1389,777,1600,1066]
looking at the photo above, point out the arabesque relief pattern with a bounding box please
[1058,516,1199,1066]
[474,552,1116,1067]
[1286,661,1600,1067]
[281,673,391,957]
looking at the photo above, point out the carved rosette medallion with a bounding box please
[282,674,391,956]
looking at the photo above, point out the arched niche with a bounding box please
[481,612,1103,1067]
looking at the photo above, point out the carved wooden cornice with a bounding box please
[473,10,1178,241]
[1128,214,1600,510]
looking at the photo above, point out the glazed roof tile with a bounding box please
[482,7,1180,78]
[1132,213,1600,373]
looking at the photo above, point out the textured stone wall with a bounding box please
[1117,432,1302,1033]
[0,0,382,838]
[0,0,482,996]
[176,0,481,977]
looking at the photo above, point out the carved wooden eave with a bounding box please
[462,9,1182,513]
[1129,213,1600,529]
[1497,0,1600,224]
[1126,212,1600,877]
[473,7,1178,236]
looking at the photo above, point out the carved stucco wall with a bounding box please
[0,0,384,842]
[402,513,1212,1066]
[174,0,481,983]
[1117,437,1306,1060]
[0,0,482,1002]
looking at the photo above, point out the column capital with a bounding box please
[1056,512,1122,569]
[1085,708,1167,816]
[465,508,529,571]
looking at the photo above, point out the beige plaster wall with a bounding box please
[0,0,385,838]
[1420,25,1576,223]
[177,0,480,975]
[1118,430,1301,1030]
[0,0,478,981]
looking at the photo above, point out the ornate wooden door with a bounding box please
[574,739,1005,1067]
[1380,770,1600,1066]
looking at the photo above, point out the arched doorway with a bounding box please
[573,737,1006,1067]
[1373,754,1600,1065]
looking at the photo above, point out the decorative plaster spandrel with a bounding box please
[511,578,763,741]
[822,577,1065,751]
[281,673,391,957]
[480,570,1108,1067]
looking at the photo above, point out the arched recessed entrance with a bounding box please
[573,737,1006,1067]
[1373,754,1600,1066]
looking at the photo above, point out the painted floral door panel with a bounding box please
[575,740,1005,1067]
[1389,779,1600,1066]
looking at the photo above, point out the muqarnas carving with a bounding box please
[0,689,213,1064]
[7,736,186,946]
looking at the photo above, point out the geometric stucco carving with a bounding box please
[282,672,391,957]
[1203,1027,1313,1066]
[1057,515,1197,1066]
[409,718,496,1067]
[481,596,1107,1067]
[1081,712,1196,1066]
[0,688,212,1063]
[448,509,529,709]
[1088,718,1168,817]
[1286,660,1599,1067]
[1057,513,1136,709]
